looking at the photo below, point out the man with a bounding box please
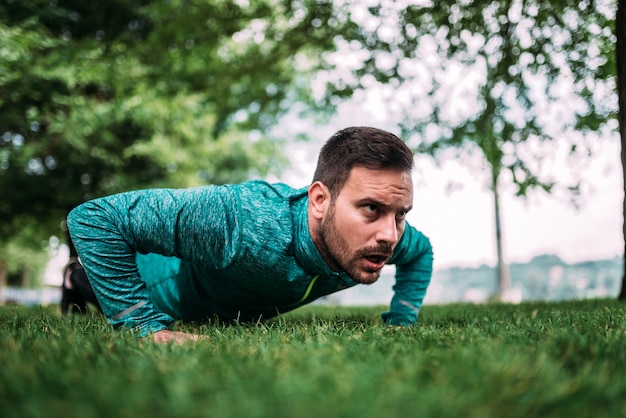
[67,126,433,344]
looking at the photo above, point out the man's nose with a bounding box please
[376,215,399,245]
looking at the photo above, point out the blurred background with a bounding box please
[1,0,622,307]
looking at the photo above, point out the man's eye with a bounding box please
[365,204,377,213]
[396,211,407,220]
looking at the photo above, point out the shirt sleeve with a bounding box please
[382,223,433,326]
[66,186,240,336]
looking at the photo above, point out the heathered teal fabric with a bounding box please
[67,180,433,336]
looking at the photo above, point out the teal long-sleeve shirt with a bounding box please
[67,180,433,336]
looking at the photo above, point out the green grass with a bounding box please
[1,299,626,418]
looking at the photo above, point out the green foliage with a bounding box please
[0,0,345,259]
[1,226,49,287]
[0,216,51,288]
[1,300,626,417]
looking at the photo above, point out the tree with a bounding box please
[314,0,616,300]
[617,0,626,300]
[0,0,349,285]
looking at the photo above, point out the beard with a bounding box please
[317,203,393,284]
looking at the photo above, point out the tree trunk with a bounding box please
[20,266,31,289]
[618,0,626,300]
[0,256,7,305]
[493,176,511,300]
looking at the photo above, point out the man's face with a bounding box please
[317,167,413,284]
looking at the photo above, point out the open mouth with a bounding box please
[365,255,386,264]
[364,255,389,269]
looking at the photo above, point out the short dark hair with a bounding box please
[312,126,414,197]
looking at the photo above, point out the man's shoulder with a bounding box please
[232,181,308,253]
[233,180,308,202]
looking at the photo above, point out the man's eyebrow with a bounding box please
[355,198,413,212]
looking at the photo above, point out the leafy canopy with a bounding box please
[0,0,346,249]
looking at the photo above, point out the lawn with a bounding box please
[1,299,625,418]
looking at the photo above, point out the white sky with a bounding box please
[270,102,623,271]
[409,142,623,269]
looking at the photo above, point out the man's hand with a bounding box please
[152,330,205,344]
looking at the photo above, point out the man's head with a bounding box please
[312,126,414,198]
[308,127,415,284]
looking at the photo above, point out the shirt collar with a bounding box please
[292,192,338,277]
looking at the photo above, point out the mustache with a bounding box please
[357,244,393,258]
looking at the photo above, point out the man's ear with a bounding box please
[308,181,331,220]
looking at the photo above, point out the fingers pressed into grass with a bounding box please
[151,330,208,344]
